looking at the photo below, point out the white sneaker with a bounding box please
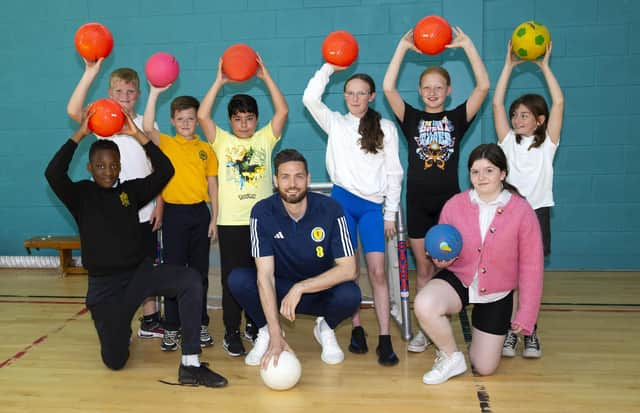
[408,330,431,353]
[422,350,468,385]
[313,317,344,365]
[244,326,269,366]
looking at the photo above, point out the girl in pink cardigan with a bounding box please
[414,143,543,385]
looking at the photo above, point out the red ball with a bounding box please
[221,44,258,82]
[321,30,359,67]
[88,99,125,137]
[413,15,452,55]
[74,22,114,61]
[145,52,180,87]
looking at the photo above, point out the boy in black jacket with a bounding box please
[45,109,227,387]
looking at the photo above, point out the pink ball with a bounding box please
[145,52,180,87]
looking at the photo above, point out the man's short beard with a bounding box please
[279,188,307,204]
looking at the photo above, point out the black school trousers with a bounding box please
[87,258,202,370]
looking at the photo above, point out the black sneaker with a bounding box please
[138,317,164,339]
[376,335,399,366]
[178,363,228,388]
[348,326,368,354]
[244,322,258,343]
[223,330,245,357]
[523,327,542,358]
[502,330,518,357]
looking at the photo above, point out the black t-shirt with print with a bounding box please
[398,101,472,195]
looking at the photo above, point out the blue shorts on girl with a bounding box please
[331,185,385,254]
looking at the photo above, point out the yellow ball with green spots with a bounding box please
[511,21,551,61]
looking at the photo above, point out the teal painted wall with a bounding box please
[0,0,638,269]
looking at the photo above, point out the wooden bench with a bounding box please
[24,236,87,276]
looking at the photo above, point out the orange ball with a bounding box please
[74,22,114,61]
[413,15,452,55]
[221,44,258,82]
[88,99,125,137]
[322,30,359,67]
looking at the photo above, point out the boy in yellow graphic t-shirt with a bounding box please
[197,54,288,357]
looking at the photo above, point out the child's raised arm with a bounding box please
[70,106,95,143]
[120,109,150,146]
[493,41,523,142]
[142,81,171,146]
[536,43,564,144]
[197,59,227,144]
[383,30,420,122]
[446,27,490,122]
[67,58,104,123]
[256,54,289,138]
[302,63,347,133]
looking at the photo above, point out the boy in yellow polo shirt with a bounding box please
[197,55,288,357]
[144,85,219,352]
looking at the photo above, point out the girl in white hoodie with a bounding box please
[303,64,404,366]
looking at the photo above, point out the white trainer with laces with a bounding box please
[422,350,468,385]
[408,330,431,353]
[244,326,270,366]
[313,317,344,365]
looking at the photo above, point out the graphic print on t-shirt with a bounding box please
[223,144,267,190]
[414,116,455,170]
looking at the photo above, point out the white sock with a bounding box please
[182,354,200,367]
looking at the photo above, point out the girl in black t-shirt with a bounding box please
[382,26,490,352]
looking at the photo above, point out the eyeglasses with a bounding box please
[344,91,371,98]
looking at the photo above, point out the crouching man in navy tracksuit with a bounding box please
[228,149,361,369]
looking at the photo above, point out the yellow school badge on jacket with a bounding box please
[119,192,130,207]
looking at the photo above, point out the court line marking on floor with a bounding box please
[0,300,85,305]
[459,309,493,413]
[0,307,89,369]
[0,294,85,299]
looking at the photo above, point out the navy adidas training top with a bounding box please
[250,191,355,281]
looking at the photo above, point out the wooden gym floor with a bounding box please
[0,269,639,412]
